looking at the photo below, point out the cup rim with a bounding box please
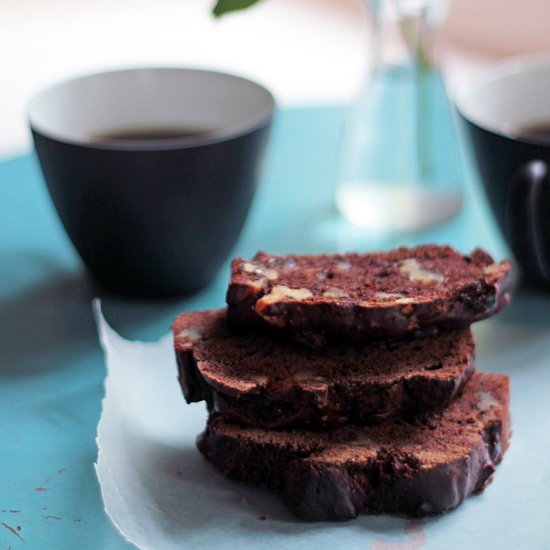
[454,52,550,140]
[27,66,275,151]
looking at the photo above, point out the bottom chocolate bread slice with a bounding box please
[197,373,510,521]
[174,309,475,429]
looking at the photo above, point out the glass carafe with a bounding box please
[335,0,462,235]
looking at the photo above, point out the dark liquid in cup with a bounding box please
[516,123,550,146]
[91,126,217,143]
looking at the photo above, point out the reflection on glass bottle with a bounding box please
[336,0,462,234]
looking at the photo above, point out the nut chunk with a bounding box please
[226,245,512,346]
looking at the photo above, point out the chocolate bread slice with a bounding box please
[226,245,511,346]
[173,309,475,429]
[198,372,510,521]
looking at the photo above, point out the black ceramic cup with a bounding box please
[455,56,550,286]
[28,68,274,297]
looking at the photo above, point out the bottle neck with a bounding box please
[369,0,436,74]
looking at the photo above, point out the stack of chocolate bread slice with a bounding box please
[172,244,512,521]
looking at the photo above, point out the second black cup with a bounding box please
[29,68,274,297]
[455,56,550,286]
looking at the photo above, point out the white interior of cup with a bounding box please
[28,68,274,149]
[454,55,550,137]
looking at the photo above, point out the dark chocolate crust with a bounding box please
[173,309,476,429]
[226,245,512,346]
[197,373,510,521]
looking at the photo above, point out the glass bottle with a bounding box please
[335,0,462,235]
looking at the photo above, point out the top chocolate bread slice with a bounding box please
[226,245,511,346]
[173,309,475,430]
[198,372,510,521]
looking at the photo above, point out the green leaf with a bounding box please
[212,0,262,17]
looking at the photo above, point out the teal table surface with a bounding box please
[1,106,549,550]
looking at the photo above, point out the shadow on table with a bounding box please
[0,262,200,378]
[498,283,550,327]
[471,283,550,376]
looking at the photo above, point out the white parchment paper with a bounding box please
[93,302,550,550]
